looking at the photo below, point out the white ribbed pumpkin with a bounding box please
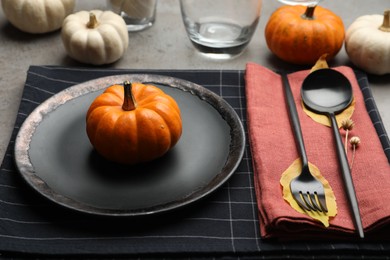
[61,10,129,65]
[1,0,75,34]
[345,10,390,75]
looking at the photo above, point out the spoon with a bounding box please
[301,68,364,239]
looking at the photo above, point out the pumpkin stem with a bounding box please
[87,13,99,29]
[122,81,137,111]
[301,5,317,20]
[379,9,390,32]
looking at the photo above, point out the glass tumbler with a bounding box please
[180,0,262,59]
[107,0,157,32]
[277,0,322,6]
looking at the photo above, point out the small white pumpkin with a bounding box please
[345,10,390,75]
[1,0,75,34]
[61,10,129,65]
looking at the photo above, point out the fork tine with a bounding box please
[294,191,313,211]
[308,192,323,212]
[292,192,312,211]
[316,193,328,213]
[301,192,317,211]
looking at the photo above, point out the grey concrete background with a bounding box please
[0,0,389,162]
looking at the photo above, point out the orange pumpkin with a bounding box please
[86,81,182,165]
[265,5,345,65]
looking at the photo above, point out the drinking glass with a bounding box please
[180,0,262,59]
[107,0,157,32]
[277,0,322,6]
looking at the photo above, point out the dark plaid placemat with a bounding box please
[0,66,389,258]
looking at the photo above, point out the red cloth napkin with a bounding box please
[245,63,390,240]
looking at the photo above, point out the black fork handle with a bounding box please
[282,74,309,167]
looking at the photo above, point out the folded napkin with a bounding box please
[245,63,390,240]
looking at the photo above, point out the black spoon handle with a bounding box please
[329,113,364,239]
[282,74,308,167]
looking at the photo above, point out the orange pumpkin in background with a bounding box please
[86,81,182,165]
[265,5,345,65]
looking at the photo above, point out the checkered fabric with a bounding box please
[0,66,389,258]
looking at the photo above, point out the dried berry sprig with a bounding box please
[349,136,361,170]
[341,119,355,154]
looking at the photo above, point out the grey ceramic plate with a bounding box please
[14,74,245,216]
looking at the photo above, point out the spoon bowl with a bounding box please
[301,69,353,114]
[301,68,364,239]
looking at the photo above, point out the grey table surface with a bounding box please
[0,0,389,165]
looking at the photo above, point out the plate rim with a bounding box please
[14,74,246,216]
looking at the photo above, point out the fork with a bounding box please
[281,74,328,212]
